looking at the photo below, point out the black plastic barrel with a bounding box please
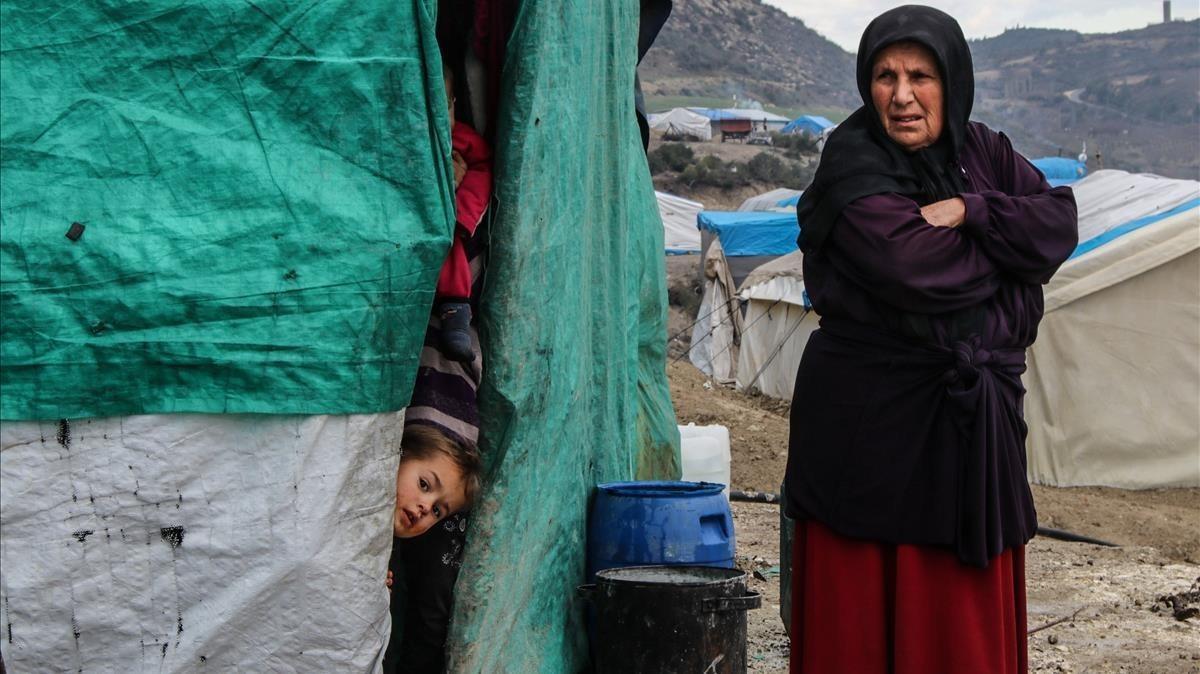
[578,565,761,674]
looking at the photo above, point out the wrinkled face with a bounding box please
[393,453,467,538]
[870,42,945,152]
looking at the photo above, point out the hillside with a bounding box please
[640,1,1199,178]
[970,21,1199,177]
[638,0,856,109]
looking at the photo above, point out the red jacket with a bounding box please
[452,123,492,236]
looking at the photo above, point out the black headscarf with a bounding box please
[796,5,975,252]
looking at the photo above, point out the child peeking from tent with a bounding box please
[386,424,481,581]
[435,63,492,362]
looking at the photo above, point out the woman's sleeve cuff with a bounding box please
[958,192,989,237]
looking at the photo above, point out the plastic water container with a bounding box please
[678,424,731,496]
[587,481,736,579]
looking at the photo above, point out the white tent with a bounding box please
[1024,169,1200,488]
[657,191,703,254]
[737,188,802,213]
[734,250,817,399]
[731,169,1200,489]
[648,107,712,141]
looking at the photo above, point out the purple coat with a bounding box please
[785,122,1078,567]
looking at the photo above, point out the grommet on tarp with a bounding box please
[65,222,85,241]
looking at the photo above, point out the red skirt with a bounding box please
[790,520,1027,674]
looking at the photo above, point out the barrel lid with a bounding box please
[596,480,724,498]
[596,565,746,587]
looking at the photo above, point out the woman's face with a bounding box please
[870,42,944,152]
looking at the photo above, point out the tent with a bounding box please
[730,169,1199,489]
[781,115,834,136]
[0,3,679,672]
[1024,169,1199,488]
[696,210,799,286]
[658,191,704,254]
[689,211,798,380]
[734,250,817,399]
[647,107,713,141]
[738,188,803,212]
[1031,157,1088,187]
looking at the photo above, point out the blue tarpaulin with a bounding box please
[1031,157,1087,187]
[697,211,799,256]
[781,115,834,136]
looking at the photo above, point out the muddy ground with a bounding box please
[664,255,1200,673]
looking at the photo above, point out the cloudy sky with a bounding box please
[764,1,1200,51]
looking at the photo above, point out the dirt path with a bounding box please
[667,359,1200,673]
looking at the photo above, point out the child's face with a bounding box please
[393,453,467,538]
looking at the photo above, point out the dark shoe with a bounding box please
[438,302,474,362]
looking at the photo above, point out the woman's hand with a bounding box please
[920,197,966,228]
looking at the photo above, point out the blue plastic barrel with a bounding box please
[587,481,736,578]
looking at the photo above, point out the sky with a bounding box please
[764,1,1200,52]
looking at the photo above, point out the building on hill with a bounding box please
[690,108,791,141]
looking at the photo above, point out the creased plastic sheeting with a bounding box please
[443,2,680,671]
[690,240,740,383]
[0,412,401,671]
[0,1,453,420]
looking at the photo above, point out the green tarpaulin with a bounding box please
[454,2,679,670]
[1,1,454,420]
[0,1,679,671]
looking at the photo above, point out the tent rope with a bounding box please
[667,294,743,346]
[671,300,744,364]
[683,297,783,367]
[742,307,810,393]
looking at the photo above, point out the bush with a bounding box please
[647,142,695,175]
[747,153,786,182]
[770,132,819,159]
[678,155,751,189]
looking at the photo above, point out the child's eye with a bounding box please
[433,506,442,518]
[419,479,429,491]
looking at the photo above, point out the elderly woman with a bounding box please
[786,6,1077,674]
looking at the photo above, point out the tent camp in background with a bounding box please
[658,191,704,254]
[1031,157,1088,186]
[781,114,834,137]
[647,107,713,141]
[737,187,802,212]
[725,169,1199,490]
[689,108,791,141]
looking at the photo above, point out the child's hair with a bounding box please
[401,424,482,507]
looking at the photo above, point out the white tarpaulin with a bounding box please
[0,412,402,672]
[690,240,742,383]
[648,107,712,141]
[657,191,703,254]
[1025,170,1200,488]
